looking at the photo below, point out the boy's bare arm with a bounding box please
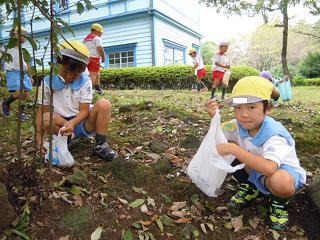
[217,143,278,177]
[215,62,230,69]
[97,46,106,63]
[36,105,50,142]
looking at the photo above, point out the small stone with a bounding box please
[66,170,88,187]
[149,139,168,153]
[180,134,201,149]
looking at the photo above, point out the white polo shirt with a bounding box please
[84,36,103,58]
[193,55,205,71]
[0,47,28,71]
[222,119,306,185]
[38,75,93,118]
[212,53,229,72]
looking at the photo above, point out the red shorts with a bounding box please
[197,68,206,78]
[87,57,101,73]
[212,71,225,85]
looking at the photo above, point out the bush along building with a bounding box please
[0,0,202,68]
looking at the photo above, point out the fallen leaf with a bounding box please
[140,204,148,213]
[156,219,164,232]
[117,197,129,205]
[98,176,108,184]
[206,223,214,231]
[160,193,172,203]
[171,210,186,218]
[73,195,83,207]
[169,155,184,167]
[131,223,141,229]
[133,187,147,195]
[231,215,243,232]
[160,215,175,226]
[270,230,280,240]
[216,206,228,212]
[140,220,153,226]
[148,232,156,240]
[200,223,207,234]
[105,170,112,178]
[248,216,260,230]
[169,201,186,211]
[122,229,133,240]
[90,226,103,240]
[174,218,192,224]
[129,199,145,208]
[58,236,70,240]
[147,197,155,207]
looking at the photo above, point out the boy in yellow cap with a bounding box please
[188,48,207,92]
[206,76,306,230]
[83,23,105,94]
[36,40,117,161]
[0,27,33,121]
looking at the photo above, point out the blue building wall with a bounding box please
[0,0,201,68]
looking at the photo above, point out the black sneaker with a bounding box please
[95,87,104,95]
[269,198,289,230]
[228,183,260,212]
[93,142,117,161]
[1,101,10,116]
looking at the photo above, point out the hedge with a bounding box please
[99,65,259,90]
[1,65,259,90]
[293,77,320,86]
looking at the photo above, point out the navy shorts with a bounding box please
[248,164,303,195]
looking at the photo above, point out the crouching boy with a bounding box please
[207,76,306,230]
[36,40,117,161]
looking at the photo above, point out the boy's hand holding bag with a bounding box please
[187,110,245,197]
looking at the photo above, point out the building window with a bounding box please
[163,39,186,66]
[58,0,68,11]
[105,43,136,68]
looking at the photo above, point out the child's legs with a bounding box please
[89,72,99,86]
[84,99,111,134]
[265,168,297,198]
[42,112,67,135]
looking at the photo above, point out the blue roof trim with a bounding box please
[105,42,137,53]
[163,39,187,51]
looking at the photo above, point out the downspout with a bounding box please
[148,0,155,66]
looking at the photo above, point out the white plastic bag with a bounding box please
[222,70,231,87]
[187,111,245,197]
[44,132,75,167]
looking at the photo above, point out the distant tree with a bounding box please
[298,52,320,78]
[200,0,310,79]
[200,41,217,65]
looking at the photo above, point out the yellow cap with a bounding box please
[91,23,104,33]
[187,48,196,55]
[12,26,28,35]
[226,76,273,106]
[59,40,90,65]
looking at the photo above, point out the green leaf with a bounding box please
[34,16,42,21]
[156,218,164,232]
[7,37,18,49]
[76,2,85,14]
[69,185,88,195]
[271,230,280,240]
[190,194,200,204]
[159,215,175,227]
[129,199,145,208]
[90,226,103,240]
[155,126,163,132]
[122,229,133,240]
[24,35,38,50]
[132,187,147,195]
[148,232,156,240]
[131,222,141,229]
[56,17,74,36]
[9,229,30,240]
[100,201,108,208]
[22,48,31,64]
[160,193,172,204]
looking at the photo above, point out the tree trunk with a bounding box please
[281,0,291,79]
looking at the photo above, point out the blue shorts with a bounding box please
[64,116,95,139]
[248,164,303,195]
[6,70,32,91]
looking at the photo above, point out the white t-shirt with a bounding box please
[212,53,229,72]
[222,119,306,185]
[84,36,103,57]
[193,55,205,71]
[38,75,93,118]
[0,47,28,71]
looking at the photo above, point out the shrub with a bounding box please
[293,77,320,86]
[298,53,320,78]
[33,65,259,90]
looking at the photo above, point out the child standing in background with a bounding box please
[0,27,33,121]
[211,41,230,100]
[188,48,207,92]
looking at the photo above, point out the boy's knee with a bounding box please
[267,170,295,197]
[95,99,111,111]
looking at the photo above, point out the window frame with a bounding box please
[104,43,137,68]
[163,39,186,66]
